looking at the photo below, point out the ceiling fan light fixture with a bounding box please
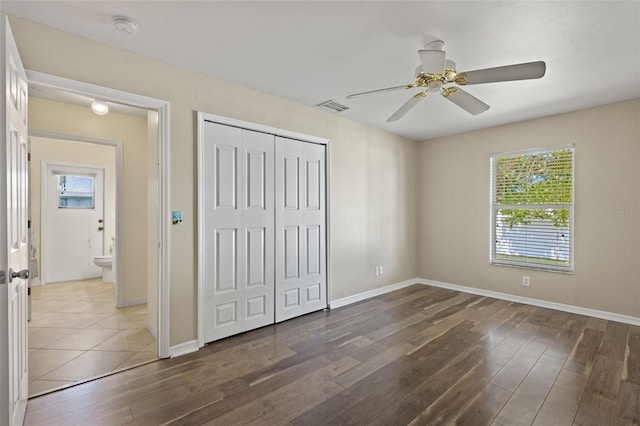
[428,80,443,92]
[425,40,445,51]
[112,15,139,35]
[346,40,545,121]
[91,100,109,116]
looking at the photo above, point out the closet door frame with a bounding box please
[196,112,331,348]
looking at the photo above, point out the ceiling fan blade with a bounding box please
[442,87,489,115]
[347,84,414,100]
[457,61,546,85]
[418,49,446,74]
[387,92,425,122]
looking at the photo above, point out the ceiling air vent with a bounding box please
[316,100,349,113]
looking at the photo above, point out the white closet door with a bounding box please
[275,137,327,322]
[242,131,275,332]
[203,122,274,342]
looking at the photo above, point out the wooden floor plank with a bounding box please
[332,342,412,388]
[494,354,564,426]
[615,381,640,425]
[490,338,547,392]
[411,335,504,405]
[325,358,427,425]
[598,321,630,361]
[23,284,639,426]
[203,357,354,426]
[563,328,605,376]
[453,383,512,426]
[574,355,624,426]
[409,360,503,425]
[532,369,588,425]
[291,355,424,425]
[485,331,529,367]
[624,326,640,385]
[367,392,430,426]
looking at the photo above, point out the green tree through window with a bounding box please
[491,146,574,271]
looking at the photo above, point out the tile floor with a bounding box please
[28,279,157,396]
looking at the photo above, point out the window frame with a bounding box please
[57,174,96,210]
[490,144,575,273]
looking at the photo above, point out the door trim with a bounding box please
[27,71,171,358]
[196,112,331,348]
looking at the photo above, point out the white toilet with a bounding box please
[93,256,113,283]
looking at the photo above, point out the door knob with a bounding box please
[9,268,29,283]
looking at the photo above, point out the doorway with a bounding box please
[27,116,156,396]
[43,162,107,284]
[24,71,171,364]
[22,72,170,396]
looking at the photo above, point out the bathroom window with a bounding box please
[57,175,95,209]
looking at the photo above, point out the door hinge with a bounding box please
[28,219,31,229]
[0,270,5,284]
[28,152,31,162]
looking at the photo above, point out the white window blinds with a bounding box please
[491,145,574,272]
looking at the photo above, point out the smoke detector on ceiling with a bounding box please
[112,16,139,35]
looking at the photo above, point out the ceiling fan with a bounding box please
[347,40,546,122]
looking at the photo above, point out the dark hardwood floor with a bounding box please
[25,284,640,425]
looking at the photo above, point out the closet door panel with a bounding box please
[203,123,244,342]
[275,137,327,322]
[203,124,274,342]
[241,130,274,331]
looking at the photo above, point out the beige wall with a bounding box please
[28,97,149,303]
[418,99,640,317]
[9,17,418,345]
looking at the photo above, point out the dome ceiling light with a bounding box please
[91,100,109,116]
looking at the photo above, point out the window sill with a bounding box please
[490,261,574,275]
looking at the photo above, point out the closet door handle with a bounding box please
[98,227,104,231]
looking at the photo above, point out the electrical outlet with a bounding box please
[375,266,380,276]
[522,275,530,287]
[379,266,384,275]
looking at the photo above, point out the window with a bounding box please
[491,145,574,272]
[57,175,95,209]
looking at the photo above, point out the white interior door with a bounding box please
[275,137,327,322]
[43,164,104,283]
[203,122,274,343]
[0,14,29,426]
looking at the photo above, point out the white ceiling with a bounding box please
[3,1,640,141]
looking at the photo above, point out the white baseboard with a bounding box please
[146,321,158,339]
[119,298,147,308]
[417,278,640,327]
[329,278,419,309]
[169,340,199,358]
